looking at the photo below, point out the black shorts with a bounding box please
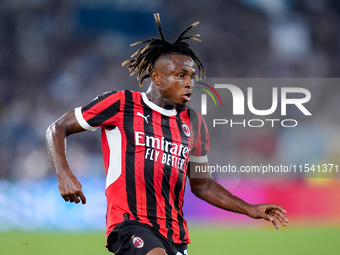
[107,220,188,255]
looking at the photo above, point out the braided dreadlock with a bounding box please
[122,13,206,87]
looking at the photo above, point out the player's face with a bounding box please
[152,55,196,109]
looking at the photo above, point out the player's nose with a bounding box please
[184,77,194,89]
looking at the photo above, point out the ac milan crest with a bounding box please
[132,236,144,249]
[181,123,191,137]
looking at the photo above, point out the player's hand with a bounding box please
[247,204,288,229]
[58,174,86,204]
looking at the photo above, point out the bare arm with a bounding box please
[188,162,288,229]
[46,110,87,204]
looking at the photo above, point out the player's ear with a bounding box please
[150,70,160,86]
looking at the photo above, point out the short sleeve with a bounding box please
[75,107,98,131]
[74,91,122,131]
[189,110,209,163]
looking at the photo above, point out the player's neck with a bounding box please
[145,85,176,110]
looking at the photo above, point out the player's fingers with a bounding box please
[62,193,73,202]
[267,204,287,214]
[78,191,86,204]
[258,210,281,228]
[65,193,78,203]
[261,211,280,229]
[72,194,81,204]
[274,204,286,211]
[69,195,77,203]
[268,210,288,226]
[271,215,288,227]
[271,218,280,229]
[258,211,274,223]
[276,212,288,225]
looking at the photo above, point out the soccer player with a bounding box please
[46,13,288,255]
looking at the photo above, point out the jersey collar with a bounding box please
[141,92,177,117]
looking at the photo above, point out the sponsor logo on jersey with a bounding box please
[135,131,190,171]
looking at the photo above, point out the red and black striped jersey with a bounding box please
[74,90,209,244]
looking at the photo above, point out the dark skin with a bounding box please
[146,54,196,108]
[46,54,288,255]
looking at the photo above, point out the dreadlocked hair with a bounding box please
[122,13,206,87]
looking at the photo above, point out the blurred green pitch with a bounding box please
[1,226,339,255]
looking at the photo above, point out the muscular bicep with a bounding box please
[188,161,213,196]
[50,110,86,137]
[46,110,87,173]
[187,161,211,179]
[46,110,87,155]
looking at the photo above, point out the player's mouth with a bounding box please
[182,92,192,102]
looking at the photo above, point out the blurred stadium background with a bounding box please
[1,0,340,254]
